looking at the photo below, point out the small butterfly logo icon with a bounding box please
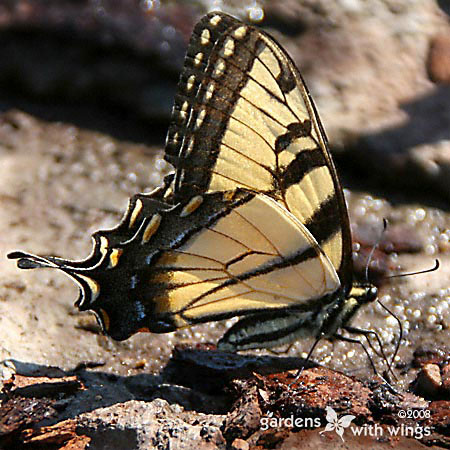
[320,406,355,441]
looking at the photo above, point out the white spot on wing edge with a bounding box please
[180,195,204,217]
[210,15,221,26]
[194,52,203,66]
[195,109,206,129]
[184,138,195,157]
[99,236,109,256]
[186,74,195,91]
[212,58,226,79]
[129,199,143,228]
[179,100,189,120]
[220,37,235,58]
[172,131,179,144]
[233,26,247,39]
[142,214,162,244]
[204,82,215,101]
[200,28,210,45]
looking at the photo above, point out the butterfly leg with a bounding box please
[334,333,379,376]
[289,335,323,386]
[335,332,399,394]
[344,326,397,382]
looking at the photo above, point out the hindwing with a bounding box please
[10,188,339,340]
[151,192,339,331]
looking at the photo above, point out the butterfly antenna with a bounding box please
[365,218,388,283]
[381,259,440,280]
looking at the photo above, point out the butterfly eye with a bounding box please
[369,286,378,301]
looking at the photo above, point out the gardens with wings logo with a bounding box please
[259,406,432,440]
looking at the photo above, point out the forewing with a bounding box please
[164,12,352,289]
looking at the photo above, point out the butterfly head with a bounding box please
[349,283,378,306]
[334,283,378,330]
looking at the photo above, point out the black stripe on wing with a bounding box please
[304,195,341,247]
[278,147,325,190]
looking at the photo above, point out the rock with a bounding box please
[428,32,450,84]
[414,363,442,398]
[410,141,450,200]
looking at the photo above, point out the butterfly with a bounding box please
[8,12,380,359]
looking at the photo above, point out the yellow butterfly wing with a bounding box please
[165,12,353,291]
